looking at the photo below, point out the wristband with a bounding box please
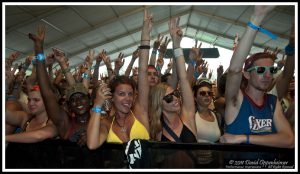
[91,106,102,113]
[82,72,89,79]
[173,48,183,58]
[285,44,294,56]
[247,22,277,40]
[35,53,45,61]
[246,134,250,144]
[139,45,150,49]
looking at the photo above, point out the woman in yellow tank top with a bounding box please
[87,9,152,149]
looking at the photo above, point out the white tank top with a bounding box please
[195,111,221,143]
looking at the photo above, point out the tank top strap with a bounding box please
[23,116,34,131]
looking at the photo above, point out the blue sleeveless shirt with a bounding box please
[226,93,277,135]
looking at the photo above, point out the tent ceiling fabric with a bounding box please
[5,4,295,70]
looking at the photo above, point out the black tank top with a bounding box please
[161,118,197,143]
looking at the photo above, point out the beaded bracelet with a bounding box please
[35,53,45,61]
[91,106,102,113]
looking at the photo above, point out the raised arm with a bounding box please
[187,40,202,86]
[29,25,70,138]
[92,50,103,85]
[52,48,76,87]
[169,17,195,131]
[275,23,295,100]
[82,49,95,90]
[113,52,125,76]
[87,84,112,149]
[134,9,152,131]
[225,6,275,124]
[149,33,163,66]
[124,48,139,77]
[166,59,178,89]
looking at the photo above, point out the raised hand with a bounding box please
[156,56,164,68]
[132,48,139,60]
[189,40,202,62]
[233,33,239,52]
[153,33,163,50]
[52,48,66,64]
[277,54,285,70]
[96,49,105,64]
[28,25,46,51]
[208,69,213,79]
[168,17,182,48]
[132,66,138,76]
[85,49,95,67]
[45,53,55,67]
[167,59,173,69]
[114,52,125,70]
[6,52,20,69]
[25,55,34,65]
[217,64,224,76]
[159,36,171,57]
[5,64,18,86]
[142,9,153,37]
[101,51,111,67]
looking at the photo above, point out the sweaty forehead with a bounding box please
[253,58,274,66]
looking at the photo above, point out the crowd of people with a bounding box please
[5,5,295,163]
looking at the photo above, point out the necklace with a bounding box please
[115,115,127,133]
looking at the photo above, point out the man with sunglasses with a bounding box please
[220,5,294,149]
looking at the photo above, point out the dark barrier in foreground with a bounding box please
[5,139,295,169]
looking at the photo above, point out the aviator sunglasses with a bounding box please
[163,90,181,103]
[247,66,278,75]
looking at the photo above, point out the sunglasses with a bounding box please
[247,66,278,75]
[199,91,214,97]
[163,90,181,103]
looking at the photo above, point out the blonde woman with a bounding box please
[149,17,196,143]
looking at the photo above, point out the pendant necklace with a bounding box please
[115,115,127,133]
